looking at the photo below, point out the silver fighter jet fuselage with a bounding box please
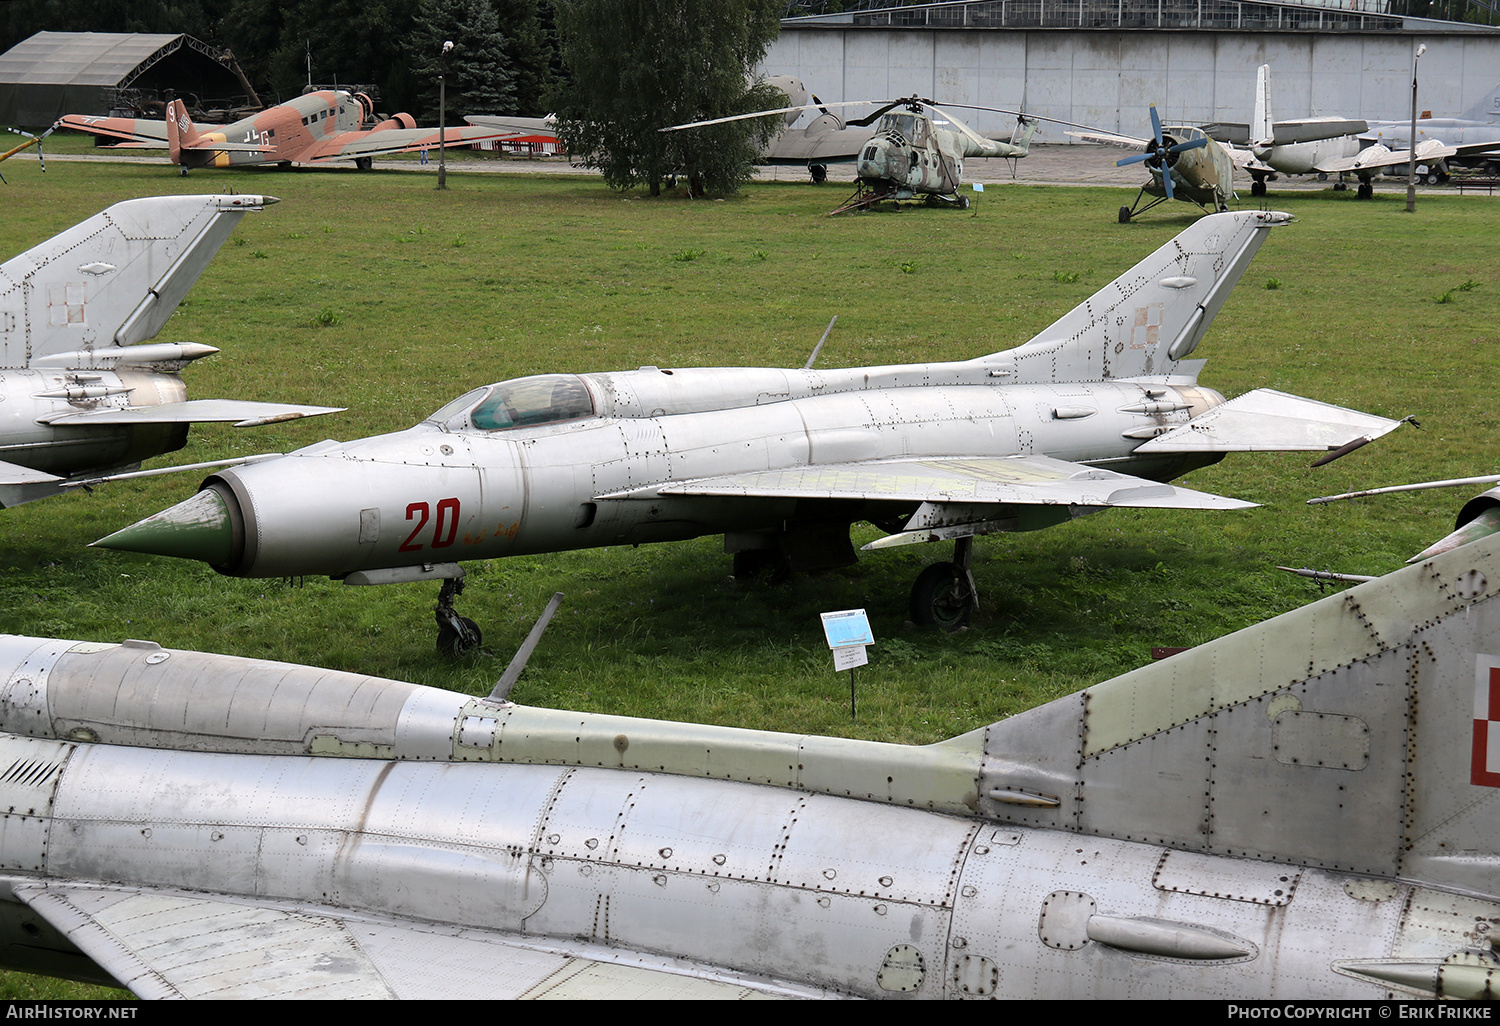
[96,211,1402,645]
[2,529,1500,997]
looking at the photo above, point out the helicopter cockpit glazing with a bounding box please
[428,375,596,432]
[877,113,925,145]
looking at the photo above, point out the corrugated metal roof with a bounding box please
[0,31,185,86]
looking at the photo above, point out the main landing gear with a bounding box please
[436,575,482,657]
[909,536,978,632]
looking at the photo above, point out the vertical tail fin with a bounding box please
[979,209,1291,383]
[978,531,1500,897]
[0,195,272,367]
[1253,63,1274,145]
[1457,82,1500,123]
[1010,116,1039,153]
[163,99,202,166]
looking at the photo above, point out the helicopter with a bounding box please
[1072,105,1236,222]
[664,96,1054,213]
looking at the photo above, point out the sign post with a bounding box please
[820,609,874,720]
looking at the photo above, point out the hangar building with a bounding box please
[0,31,247,127]
[762,0,1500,139]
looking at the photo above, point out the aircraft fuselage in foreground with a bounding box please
[1,531,1499,997]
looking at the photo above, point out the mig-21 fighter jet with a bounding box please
[95,210,1402,652]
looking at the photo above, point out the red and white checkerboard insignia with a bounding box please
[1472,656,1500,787]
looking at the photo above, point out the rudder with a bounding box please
[978,209,1291,384]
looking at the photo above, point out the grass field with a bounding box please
[0,145,1495,995]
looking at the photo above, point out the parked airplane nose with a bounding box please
[93,485,238,567]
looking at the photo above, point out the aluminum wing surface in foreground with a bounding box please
[3,536,1500,997]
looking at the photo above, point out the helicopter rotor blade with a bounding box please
[660,100,880,133]
[845,100,906,128]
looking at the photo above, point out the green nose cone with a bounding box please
[92,489,233,566]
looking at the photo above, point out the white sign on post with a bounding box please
[832,644,868,671]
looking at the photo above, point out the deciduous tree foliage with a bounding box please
[549,0,784,196]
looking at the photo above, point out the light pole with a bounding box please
[1406,42,1427,213]
[437,39,453,191]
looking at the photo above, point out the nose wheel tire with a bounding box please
[910,562,976,632]
[434,574,481,657]
[437,615,482,658]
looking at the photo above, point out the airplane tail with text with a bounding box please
[980,209,1288,385]
[0,194,273,368]
[163,98,202,166]
[978,529,1500,909]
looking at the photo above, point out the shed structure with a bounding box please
[0,31,244,126]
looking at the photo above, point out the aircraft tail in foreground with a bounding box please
[2,538,1500,996]
[982,531,1500,906]
[2,193,268,367]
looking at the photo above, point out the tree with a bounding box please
[407,0,515,121]
[549,0,784,197]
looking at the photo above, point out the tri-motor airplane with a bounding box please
[666,96,1041,212]
[3,529,1500,997]
[94,210,1402,652]
[57,90,512,174]
[1071,106,1236,222]
[1225,66,1500,197]
[0,194,340,509]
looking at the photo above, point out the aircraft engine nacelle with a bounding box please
[373,113,416,132]
[0,370,189,480]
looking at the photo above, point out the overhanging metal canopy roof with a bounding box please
[0,31,243,126]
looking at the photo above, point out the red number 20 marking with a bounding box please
[398,498,461,552]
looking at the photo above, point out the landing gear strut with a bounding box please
[909,536,978,631]
[435,575,482,657]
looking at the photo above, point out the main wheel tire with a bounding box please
[910,562,975,632]
[810,164,827,184]
[732,550,763,581]
[437,615,482,658]
[1118,206,1131,224]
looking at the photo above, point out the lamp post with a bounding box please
[1406,42,1427,213]
[437,39,453,191]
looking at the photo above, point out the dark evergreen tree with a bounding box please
[407,0,515,121]
[548,0,784,196]
[491,0,555,116]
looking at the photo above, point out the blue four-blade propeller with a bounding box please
[1115,105,1207,200]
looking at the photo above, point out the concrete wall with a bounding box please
[762,28,1500,139]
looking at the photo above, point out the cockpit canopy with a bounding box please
[877,113,925,144]
[428,375,595,432]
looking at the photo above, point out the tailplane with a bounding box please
[979,209,1290,383]
[0,195,274,368]
[978,531,1500,897]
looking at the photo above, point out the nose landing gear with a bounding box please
[436,575,483,657]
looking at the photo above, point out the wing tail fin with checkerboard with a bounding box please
[980,533,1500,895]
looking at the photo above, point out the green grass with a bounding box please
[0,150,1496,995]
